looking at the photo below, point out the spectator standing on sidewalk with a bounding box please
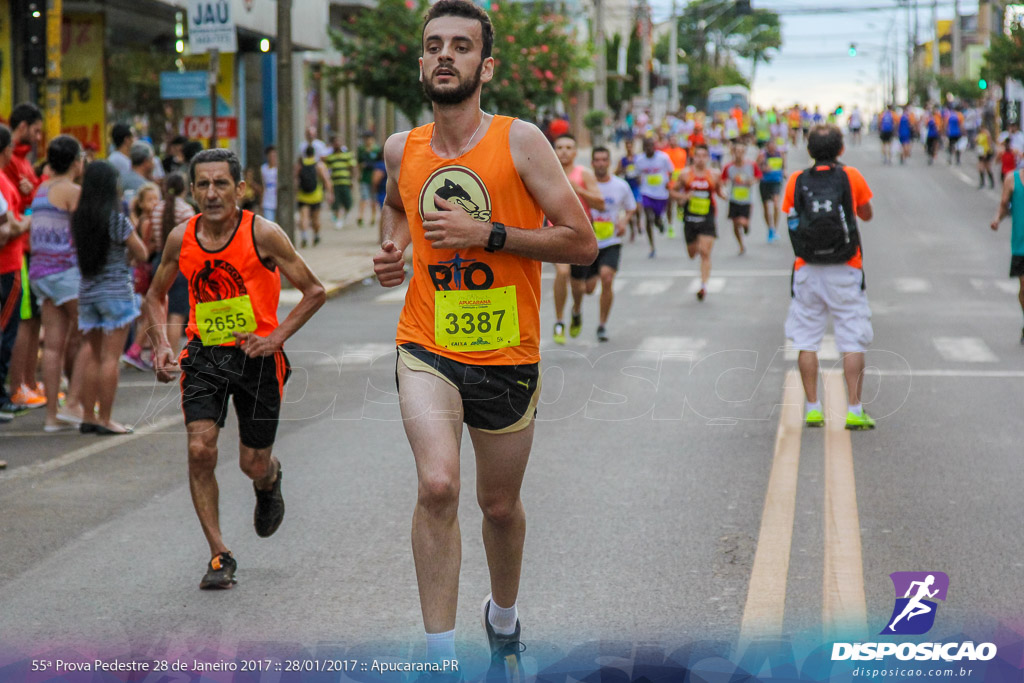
[72,161,149,434]
[108,123,134,181]
[324,134,357,229]
[357,133,382,227]
[260,146,278,222]
[295,145,333,248]
[0,124,33,423]
[148,173,195,358]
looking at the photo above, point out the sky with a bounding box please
[648,0,970,114]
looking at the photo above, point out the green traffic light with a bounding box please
[979,79,988,90]
[848,44,857,57]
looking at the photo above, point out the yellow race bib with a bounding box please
[593,221,615,241]
[732,186,751,202]
[768,157,784,172]
[688,197,711,216]
[434,286,520,352]
[195,295,258,346]
[646,173,664,186]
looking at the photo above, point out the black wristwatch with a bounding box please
[485,221,507,252]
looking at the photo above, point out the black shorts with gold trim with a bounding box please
[396,343,541,433]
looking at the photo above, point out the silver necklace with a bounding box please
[431,112,486,158]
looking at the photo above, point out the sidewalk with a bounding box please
[282,209,383,301]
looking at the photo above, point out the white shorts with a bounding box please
[785,264,873,353]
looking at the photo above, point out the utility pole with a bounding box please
[593,0,607,142]
[669,0,679,113]
[907,0,914,103]
[277,0,295,243]
[952,0,961,79]
[640,0,651,100]
[208,48,220,148]
[931,0,940,77]
[44,0,62,141]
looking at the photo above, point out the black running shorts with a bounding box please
[1011,255,1024,278]
[684,216,717,244]
[179,341,291,449]
[570,244,621,281]
[396,343,541,433]
[728,202,752,220]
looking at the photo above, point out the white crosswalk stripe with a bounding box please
[632,278,673,296]
[686,277,726,294]
[932,337,998,363]
[892,277,932,293]
[375,285,408,303]
[784,334,839,361]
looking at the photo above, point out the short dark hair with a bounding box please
[0,124,11,155]
[264,145,276,155]
[189,148,242,184]
[182,140,204,163]
[111,122,133,148]
[807,124,844,162]
[592,146,610,159]
[691,143,709,152]
[170,135,188,147]
[304,144,315,158]
[423,0,494,60]
[9,103,42,132]
[554,133,576,144]
[47,135,82,175]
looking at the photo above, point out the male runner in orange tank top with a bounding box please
[372,0,596,675]
[144,149,326,590]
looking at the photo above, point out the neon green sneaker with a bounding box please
[569,312,582,338]
[804,408,824,428]
[845,411,876,431]
[553,322,566,345]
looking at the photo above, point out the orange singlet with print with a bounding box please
[178,210,281,346]
[396,115,545,365]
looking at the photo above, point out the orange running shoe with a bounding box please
[11,384,46,409]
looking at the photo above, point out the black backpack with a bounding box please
[789,162,860,264]
[298,161,319,194]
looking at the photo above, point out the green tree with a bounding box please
[605,27,641,113]
[330,0,429,125]
[983,23,1024,89]
[330,0,589,123]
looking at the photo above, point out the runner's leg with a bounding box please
[698,234,714,285]
[187,419,228,558]
[398,361,465,633]
[554,264,571,325]
[843,351,865,407]
[598,266,615,326]
[469,423,534,613]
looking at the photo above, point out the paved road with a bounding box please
[1,141,1021,679]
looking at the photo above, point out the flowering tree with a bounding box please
[483,3,590,119]
[330,0,589,122]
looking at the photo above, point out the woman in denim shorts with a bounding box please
[29,135,85,432]
[72,161,148,434]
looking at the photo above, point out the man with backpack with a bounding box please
[878,105,896,166]
[295,145,333,248]
[782,125,877,430]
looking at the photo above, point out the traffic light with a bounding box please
[979,78,988,90]
[848,43,857,57]
[23,1,46,80]
[836,106,844,115]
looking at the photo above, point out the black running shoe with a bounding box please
[200,552,237,590]
[696,287,706,302]
[482,597,524,683]
[253,463,285,538]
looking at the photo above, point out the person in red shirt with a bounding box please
[1000,139,1017,181]
[0,124,33,421]
[2,103,45,409]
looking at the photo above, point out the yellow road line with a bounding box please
[822,368,868,638]
[739,369,804,643]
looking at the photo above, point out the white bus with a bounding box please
[706,85,751,116]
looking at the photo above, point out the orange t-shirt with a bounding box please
[665,146,688,170]
[396,115,546,365]
[781,164,873,270]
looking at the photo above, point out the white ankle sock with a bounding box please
[848,403,863,415]
[487,599,518,636]
[425,629,456,663]
[805,400,822,413]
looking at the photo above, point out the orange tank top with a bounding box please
[179,210,281,346]
[396,115,545,365]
